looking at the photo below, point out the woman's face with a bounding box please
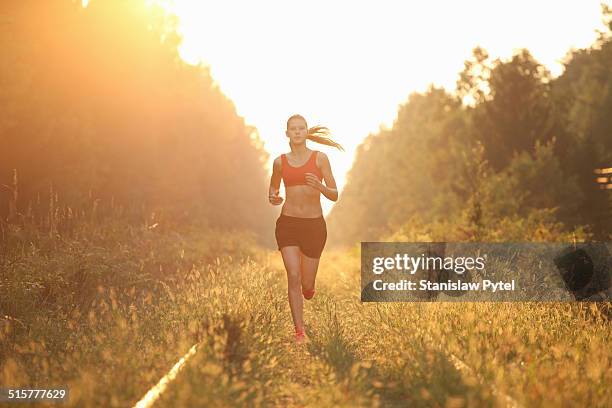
[286,117,308,144]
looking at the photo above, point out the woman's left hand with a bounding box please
[305,173,324,191]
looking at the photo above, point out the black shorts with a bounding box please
[275,214,327,259]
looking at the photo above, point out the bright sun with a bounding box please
[150,0,607,215]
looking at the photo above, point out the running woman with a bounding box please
[268,114,344,343]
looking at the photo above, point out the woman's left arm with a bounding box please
[305,152,338,202]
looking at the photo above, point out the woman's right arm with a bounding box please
[269,156,284,206]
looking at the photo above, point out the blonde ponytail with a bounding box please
[287,114,345,151]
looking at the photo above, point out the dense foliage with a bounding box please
[328,6,612,246]
[0,0,276,245]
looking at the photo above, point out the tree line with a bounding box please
[2,1,610,249]
[328,5,612,246]
[0,0,277,246]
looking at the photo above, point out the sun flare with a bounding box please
[155,0,607,215]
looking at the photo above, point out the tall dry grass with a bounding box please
[1,196,610,406]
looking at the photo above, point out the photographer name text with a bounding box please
[371,279,516,292]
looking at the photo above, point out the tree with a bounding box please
[0,0,276,244]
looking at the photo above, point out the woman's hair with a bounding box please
[286,114,345,151]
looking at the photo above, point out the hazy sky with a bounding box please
[161,0,610,215]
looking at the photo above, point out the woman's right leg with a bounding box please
[280,246,304,331]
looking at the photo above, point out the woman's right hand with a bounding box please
[269,190,284,206]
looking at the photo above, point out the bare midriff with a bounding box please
[281,185,323,218]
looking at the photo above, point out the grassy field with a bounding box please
[1,223,610,407]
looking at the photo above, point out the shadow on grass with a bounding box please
[306,300,494,407]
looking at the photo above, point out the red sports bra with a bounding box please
[281,150,324,187]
